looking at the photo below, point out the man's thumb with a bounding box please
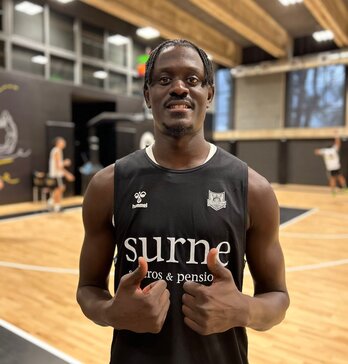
[123,257,148,288]
[207,248,231,281]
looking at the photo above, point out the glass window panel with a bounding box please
[214,69,233,131]
[12,45,45,76]
[132,42,146,68]
[50,56,74,82]
[82,64,104,88]
[286,65,345,128]
[109,72,127,94]
[49,10,74,51]
[132,76,143,96]
[108,43,127,67]
[82,22,104,59]
[13,0,44,43]
[0,40,4,68]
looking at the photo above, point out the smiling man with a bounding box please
[77,39,290,364]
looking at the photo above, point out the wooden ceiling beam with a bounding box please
[188,0,291,58]
[81,0,241,67]
[304,0,348,47]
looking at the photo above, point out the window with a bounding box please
[132,76,143,96]
[108,42,127,67]
[12,45,45,76]
[0,40,4,68]
[214,69,233,131]
[82,22,104,59]
[50,56,74,82]
[132,42,146,68]
[82,64,104,88]
[286,65,346,128]
[13,0,44,43]
[109,72,127,94]
[49,10,74,51]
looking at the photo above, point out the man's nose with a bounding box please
[169,79,189,96]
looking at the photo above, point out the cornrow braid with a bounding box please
[143,39,214,93]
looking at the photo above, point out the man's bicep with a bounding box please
[246,171,287,295]
[79,167,116,289]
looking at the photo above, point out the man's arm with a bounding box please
[76,164,117,326]
[76,165,170,333]
[334,130,341,151]
[182,168,289,335]
[245,167,289,331]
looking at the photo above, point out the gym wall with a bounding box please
[0,70,143,205]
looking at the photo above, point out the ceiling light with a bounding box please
[93,70,108,79]
[313,30,334,42]
[31,55,47,64]
[56,0,75,3]
[15,1,43,15]
[136,27,160,40]
[107,34,129,46]
[278,0,303,6]
[206,53,213,61]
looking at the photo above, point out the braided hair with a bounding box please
[143,39,214,93]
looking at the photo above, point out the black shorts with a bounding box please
[330,169,341,176]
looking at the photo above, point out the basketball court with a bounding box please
[0,186,347,363]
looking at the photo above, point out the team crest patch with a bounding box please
[207,190,227,211]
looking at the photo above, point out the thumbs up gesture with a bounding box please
[182,248,249,335]
[105,257,170,333]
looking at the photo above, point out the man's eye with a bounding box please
[187,77,200,85]
[159,77,171,85]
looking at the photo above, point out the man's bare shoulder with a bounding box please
[83,164,115,224]
[247,167,279,229]
[88,164,114,192]
[248,167,274,197]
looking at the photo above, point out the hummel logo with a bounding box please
[132,191,148,209]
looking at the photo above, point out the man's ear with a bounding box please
[144,89,151,108]
[206,85,215,108]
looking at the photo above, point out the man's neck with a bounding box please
[151,135,212,170]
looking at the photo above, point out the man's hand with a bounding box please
[63,170,75,182]
[104,257,170,333]
[182,248,249,335]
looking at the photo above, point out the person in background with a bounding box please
[77,39,289,364]
[315,131,347,195]
[48,137,75,212]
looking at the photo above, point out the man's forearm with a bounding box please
[77,286,113,326]
[245,291,290,331]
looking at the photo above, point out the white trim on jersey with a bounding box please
[145,143,217,166]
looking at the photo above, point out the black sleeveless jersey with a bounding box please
[111,147,249,364]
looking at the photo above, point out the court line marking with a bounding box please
[0,319,82,364]
[280,208,318,229]
[0,258,347,274]
[285,259,348,272]
[0,261,79,274]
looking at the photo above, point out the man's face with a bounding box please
[144,45,214,137]
[57,139,66,149]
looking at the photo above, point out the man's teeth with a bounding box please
[169,105,189,109]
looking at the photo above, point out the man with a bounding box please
[314,132,347,195]
[77,39,289,364]
[48,137,74,212]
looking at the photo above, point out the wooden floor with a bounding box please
[0,186,347,364]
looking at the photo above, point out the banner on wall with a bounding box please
[0,83,32,203]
